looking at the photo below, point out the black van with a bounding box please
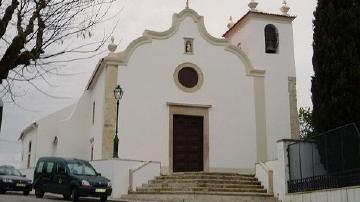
[33,157,112,201]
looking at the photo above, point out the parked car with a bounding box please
[0,165,32,195]
[33,157,112,202]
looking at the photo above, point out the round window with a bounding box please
[174,63,203,93]
[178,67,198,88]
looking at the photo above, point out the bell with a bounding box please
[266,42,277,53]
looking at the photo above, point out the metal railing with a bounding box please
[287,122,360,193]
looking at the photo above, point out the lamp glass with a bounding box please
[114,85,123,101]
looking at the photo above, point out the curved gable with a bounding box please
[108,8,264,77]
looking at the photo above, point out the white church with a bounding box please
[19,1,299,200]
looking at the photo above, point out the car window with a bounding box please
[0,167,6,175]
[46,162,54,174]
[67,161,96,176]
[0,166,21,176]
[11,168,22,176]
[56,162,66,174]
[36,162,44,173]
[84,166,95,175]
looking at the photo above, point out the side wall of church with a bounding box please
[229,16,298,161]
[20,63,109,168]
[20,127,37,168]
[88,67,107,160]
[56,94,92,160]
[116,16,258,171]
[24,105,74,168]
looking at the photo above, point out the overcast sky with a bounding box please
[0,0,317,150]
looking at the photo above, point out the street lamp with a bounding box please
[113,85,124,158]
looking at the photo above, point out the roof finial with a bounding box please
[227,16,235,29]
[280,0,290,15]
[108,36,117,53]
[248,0,258,11]
[186,0,190,9]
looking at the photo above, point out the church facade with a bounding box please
[19,6,299,175]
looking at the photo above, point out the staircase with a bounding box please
[121,172,279,202]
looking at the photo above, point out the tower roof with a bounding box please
[222,11,296,38]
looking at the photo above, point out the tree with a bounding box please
[0,0,117,98]
[312,0,360,133]
[299,107,315,139]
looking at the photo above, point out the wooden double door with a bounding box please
[173,115,204,172]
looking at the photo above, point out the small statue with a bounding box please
[185,41,192,53]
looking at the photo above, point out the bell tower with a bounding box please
[223,0,300,160]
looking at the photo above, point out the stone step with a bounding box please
[143,182,263,189]
[149,179,261,185]
[156,175,257,181]
[122,172,278,202]
[121,192,279,202]
[170,172,255,177]
[136,187,267,193]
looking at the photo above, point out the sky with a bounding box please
[0,0,317,155]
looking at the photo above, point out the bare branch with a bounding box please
[0,0,19,38]
[0,0,120,99]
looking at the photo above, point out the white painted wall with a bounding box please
[228,15,296,161]
[255,162,273,194]
[56,93,91,160]
[88,67,106,160]
[19,106,74,169]
[20,128,37,168]
[116,15,257,171]
[36,106,74,159]
[256,140,296,201]
[19,69,106,167]
[91,159,161,198]
[132,162,161,191]
[43,62,106,162]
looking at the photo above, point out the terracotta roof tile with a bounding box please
[222,11,296,38]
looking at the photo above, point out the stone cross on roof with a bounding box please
[186,0,190,9]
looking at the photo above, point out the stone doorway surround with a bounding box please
[167,102,211,174]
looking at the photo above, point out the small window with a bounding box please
[90,145,94,161]
[46,162,54,174]
[264,24,279,54]
[36,162,44,173]
[173,63,204,93]
[178,67,198,88]
[27,141,32,168]
[92,101,95,125]
[28,141,32,153]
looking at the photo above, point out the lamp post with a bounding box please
[113,85,124,158]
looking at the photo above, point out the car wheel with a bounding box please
[63,193,71,200]
[71,187,79,201]
[23,191,30,195]
[35,187,44,198]
[100,196,107,202]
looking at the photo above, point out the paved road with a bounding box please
[0,192,120,202]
